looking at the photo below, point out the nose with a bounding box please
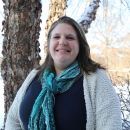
[59,37,67,45]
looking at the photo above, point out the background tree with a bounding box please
[85,0,130,70]
[1,0,41,126]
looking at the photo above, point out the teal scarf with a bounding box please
[28,61,80,130]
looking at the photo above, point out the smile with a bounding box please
[56,49,71,52]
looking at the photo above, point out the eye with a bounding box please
[67,36,74,40]
[53,36,60,39]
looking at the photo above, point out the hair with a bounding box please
[37,16,106,77]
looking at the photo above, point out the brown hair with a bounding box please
[37,16,105,77]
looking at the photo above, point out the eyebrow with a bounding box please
[52,33,76,37]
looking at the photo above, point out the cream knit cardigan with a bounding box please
[5,69,122,130]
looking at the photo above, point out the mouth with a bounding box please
[56,49,71,52]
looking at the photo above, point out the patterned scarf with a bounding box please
[28,61,80,130]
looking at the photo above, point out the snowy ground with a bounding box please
[0,77,4,128]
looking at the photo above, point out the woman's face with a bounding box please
[49,23,79,75]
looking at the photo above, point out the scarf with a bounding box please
[28,61,80,130]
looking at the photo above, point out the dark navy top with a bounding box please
[20,76,86,130]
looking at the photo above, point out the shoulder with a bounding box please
[84,69,108,77]
[16,69,39,99]
[83,68,118,103]
[83,69,114,98]
[27,69,39,78]
[20,69,39,88]
[83,69,110,84]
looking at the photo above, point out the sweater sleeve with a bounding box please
[5,86,24,130]
[5,69,38,130]
[95,69,122,130]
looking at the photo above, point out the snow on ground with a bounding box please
[0,77,4,128]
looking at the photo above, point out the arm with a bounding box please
[95,69,122,130]
[5,87,24,130]
[5,69,39,130]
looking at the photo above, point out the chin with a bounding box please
[61,61,75,68]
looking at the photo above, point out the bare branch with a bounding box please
[78,0,100,33]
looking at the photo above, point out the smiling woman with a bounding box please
[49,23,79,75]
[5,16,122,130]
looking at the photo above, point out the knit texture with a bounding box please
[28,61,80,130]
[5,69,122,130]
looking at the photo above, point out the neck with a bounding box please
[55,67,64,76]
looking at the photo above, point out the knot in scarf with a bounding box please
[28,61,80,130]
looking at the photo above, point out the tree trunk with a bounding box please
[1,0,41,126]
[78,0,100,33]
[44,0,68,57]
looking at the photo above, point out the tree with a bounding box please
[85,0,130,70]
[78,0,101,33]
[1,0,41,127]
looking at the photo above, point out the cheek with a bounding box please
[74,43,79,54]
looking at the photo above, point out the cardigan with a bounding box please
[5,69,122,130]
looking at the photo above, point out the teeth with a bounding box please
[56,49,70,52]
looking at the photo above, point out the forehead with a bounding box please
[51,23,77,35]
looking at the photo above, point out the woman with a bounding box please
[5,16,122,130]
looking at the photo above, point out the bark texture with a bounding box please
[78,0,100,33]
[1,0,41,125]
[44,0,68,56]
